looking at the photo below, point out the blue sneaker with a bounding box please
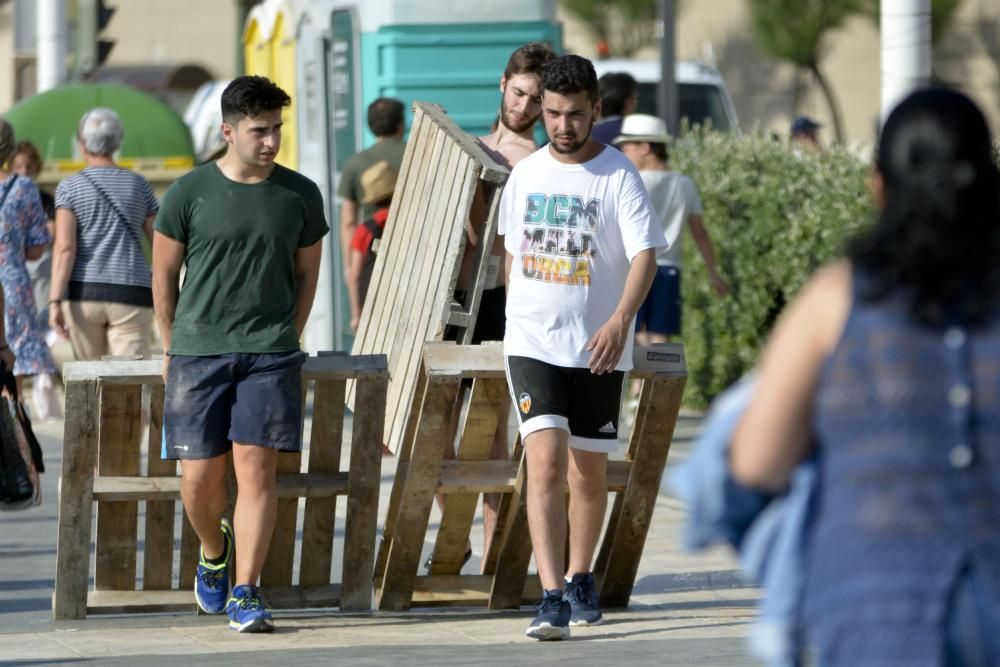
[565,571,603,626]
[525,590,571,640]
[194,518,233,614]
[226,585,274,633]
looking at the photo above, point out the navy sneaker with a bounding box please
[226,584,274,633]
[525,589,571,640]
[194,518,233,614]
[565,571,603,626]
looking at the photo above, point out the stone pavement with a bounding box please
[0,412,760,666]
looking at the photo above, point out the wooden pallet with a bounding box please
[52,353,388,620]
[349,102,508,454]
[374,342,688,611]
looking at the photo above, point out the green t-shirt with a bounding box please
[337,138,406,220]
[155,162,329,355]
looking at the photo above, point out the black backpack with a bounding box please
[0,369,45,510]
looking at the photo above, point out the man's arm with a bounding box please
[48,208,78,339]
[152,231,186,361]
[340,199,358,278]
[586,248,657,374]
[294,239,324,338]
[689,215,729,296]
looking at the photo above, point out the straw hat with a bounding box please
[612,114,671,145]
[360,160,397,205]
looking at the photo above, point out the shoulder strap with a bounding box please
[78,170,144,249]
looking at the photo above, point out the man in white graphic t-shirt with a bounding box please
[498,54,667,641]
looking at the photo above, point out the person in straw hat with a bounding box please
[346,159,396,332]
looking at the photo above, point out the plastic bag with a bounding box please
[31,373,63,421]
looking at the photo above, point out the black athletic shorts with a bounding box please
[504,355,626,453]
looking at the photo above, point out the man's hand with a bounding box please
[49,302,70,339]
[0,344,15,374]
[586,312,630,375]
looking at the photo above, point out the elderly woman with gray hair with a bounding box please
[0,118,58,388]
[49,108,159,360]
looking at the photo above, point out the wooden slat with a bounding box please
[63,354,388,384]
[416,103,509,184]
[423,342,506,379]
[384,133,460,454]
[410,574,543,607]
[488,454,534,610]
[299,378,346,586]
[94,383,142,591]
[53,380,99,619]
[377,375,461,610]
[597,372,687,608]
[430,378,507,574]
[482,435,522,575]
[93,472,350,501]
[340,375,387,610]
[142,384,174,590]
[87,584,342,614]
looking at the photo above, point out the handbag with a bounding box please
[0,368,45,510]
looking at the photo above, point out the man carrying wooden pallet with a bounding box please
[450,41,557,574]
[152,76,328,633]
[498,55,666,640]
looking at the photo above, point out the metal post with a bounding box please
[76,0,97,80]
[880,0,931,124]
[37,0,67,93]
[658,0,678,135]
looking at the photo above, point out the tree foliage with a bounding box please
[747,0,864,143]
[561,0,659,57]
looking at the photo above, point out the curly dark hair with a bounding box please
[367,98,405,137]
[541,55,599,103]
[220,76,291,123]
[848,87,1000,327]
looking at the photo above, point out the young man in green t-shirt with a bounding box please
[152,76,328,633]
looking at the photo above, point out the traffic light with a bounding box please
[76,0,115,79]
[96,0,115,68]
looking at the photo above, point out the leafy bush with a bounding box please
[670,130,874,409]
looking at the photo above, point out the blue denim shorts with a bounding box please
[163,351,307,460]
[635,265,681,336]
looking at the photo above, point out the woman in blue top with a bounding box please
[731,88,1000,666]
[0,119,58,392]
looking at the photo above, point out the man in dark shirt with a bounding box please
[153,76,328,633]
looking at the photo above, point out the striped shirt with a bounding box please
[55,166,158,305]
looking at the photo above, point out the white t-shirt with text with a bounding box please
[640,170,703,268]
[499,145,668,371]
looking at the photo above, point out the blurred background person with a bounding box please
[10,141,55,333]
[789,115,823,156]
[346,160,396,332]
[731,88,1000,666]
[591,71,638,147]
[0,120,59,394]
[49,108,159,361]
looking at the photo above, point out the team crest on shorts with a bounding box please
[518,392,532,414]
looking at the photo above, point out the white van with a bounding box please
[591,59,740,133]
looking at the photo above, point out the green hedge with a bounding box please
[669,130,874,409]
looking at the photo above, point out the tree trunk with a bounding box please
[808,62,846,144]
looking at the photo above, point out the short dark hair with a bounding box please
[541,55,599,103]
[220,76,291,124]
[367,98,405,137]
[648,141,668,162]
[504,42,557,79]
[598,72,638,117]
